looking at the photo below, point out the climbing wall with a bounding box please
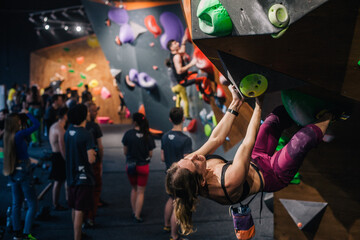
[182,0,360,239]
[82,0,254,153]
[30,36,129,124]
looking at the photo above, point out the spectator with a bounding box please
[49,107,68,210]
[44,94,64,136]
[65,104,96,240]
[3,109,40,240]
[161,107,192,240]
[26,86,43,147]
[81,85,92,104]
[122,112,155,223]
[84,102,104,228]
[10,91,22,114]
[7,83,18,111]
[42,86,54,113]
[66,90,79,109]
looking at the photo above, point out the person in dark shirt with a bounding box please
[44,94,64,136]
[122,112,155,223]
[84,102,104,228]
[81,85,93,104]
[161,107,192,240]
[3,110,40,240]
[65,104,96,240]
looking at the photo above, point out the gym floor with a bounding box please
[0,123,273,240]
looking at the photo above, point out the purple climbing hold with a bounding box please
[138,72,157,90]
[159,12,184,50]
[108,7,129,25]
[119,23,134,44]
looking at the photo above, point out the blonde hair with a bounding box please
[166,163,204,235]
[3,114,20,176]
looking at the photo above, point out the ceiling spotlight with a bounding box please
[43,16,48,22]
[44,24,50,30]
[76,26,82,32]
[64,25,69,31]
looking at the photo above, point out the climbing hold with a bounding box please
[76,56,84,65]
[101,86,111,99]
[92,87,101,95]
[137,72,157,90]
[239,74,268,98]
[115,36,122,46]
[80,73,86,79]
[187,119,197,133]
[197,0,233,36]
[77,82,84,87]
[149,42,155,47]
[268,4,289,28]
[144,15,162,38]
[271,26,289,39]
[159,12,184,50]
[108,7,129,25]
[89,79,99,88]
[204,124,212,137]
[152,65,158,70]
[129,69,139,84]
[86,63,97,72]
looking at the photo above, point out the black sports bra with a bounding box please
[206,154,250,204]
[206,154,262,204]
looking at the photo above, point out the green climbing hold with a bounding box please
[80,73,86,79]
[68,63,72,67]
[268,4,289,28]
[290,172,301,184]
[69,69,75,73]
[204,124,212,137]
[271,26,289,39]
[77,82,84,87]
[197,0,233,37]
[276,135,291,151]
[212,114,217,127]
[358,59,360,66]
[281,89,328,126]
[239,74,268,98]
[63,47,70,52]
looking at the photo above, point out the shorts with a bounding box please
[68,185,94,211]
[126,164,149,187]
[49,152,66,182]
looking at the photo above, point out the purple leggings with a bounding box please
[251,106,323,192]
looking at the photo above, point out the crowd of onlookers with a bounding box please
[1,83,93,146]
[1,82,191,240]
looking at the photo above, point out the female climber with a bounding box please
[165,84,332,235]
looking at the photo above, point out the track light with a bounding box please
[43,16,48,22]
[44,24,50,30]
[76,26,82,32]
[28,15,35,23]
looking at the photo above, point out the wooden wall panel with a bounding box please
[274,106,360,239]
[30,36,131,124]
